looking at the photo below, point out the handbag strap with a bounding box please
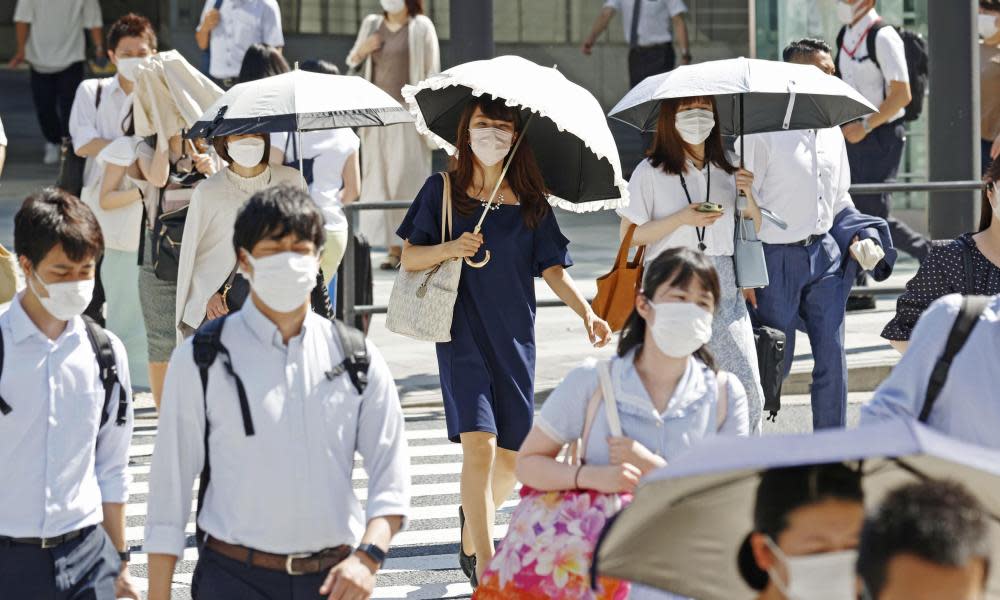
[715,371,729,432]
[617,224,646,269]
[439,172,453,243]
[598,361,623,437]
[572,360,622,465]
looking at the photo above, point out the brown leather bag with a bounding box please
[592,224,646,332]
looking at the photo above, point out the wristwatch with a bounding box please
[118,550,131,563]
[682,49,692,61]
[354,543,387,570]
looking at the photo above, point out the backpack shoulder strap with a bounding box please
[834,26,847,77]
[331,318,370,395]
[0,330,9,416]
[82,316,128,426]
[715,371,729,432]
[866,20,890,71]
[193,315,254,436]
[919,296,990,422]
[95,78,105,109]
[958,236,976,294]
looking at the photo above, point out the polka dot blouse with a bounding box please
[882,233,1000,341]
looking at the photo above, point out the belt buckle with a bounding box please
[40,536,60,549]
[285,552,312,576]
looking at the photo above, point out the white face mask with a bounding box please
[245,251,319,313]
[980,14,999,39]
[227,138,266,168]
[115,56,149,82]
[648,301,713,358]
[765,537,858,600]
[675,109,716,146]
[836,1,860,25]
[29,271,95,321]
[469,127,514,167]
[380,0,406,13]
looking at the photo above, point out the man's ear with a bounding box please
[750,532,776,573]
[18,255,33,279]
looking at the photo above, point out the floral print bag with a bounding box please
[474,362,632,599]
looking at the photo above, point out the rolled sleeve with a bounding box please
[83,0,103,29]
[262,2,285,47]
[603,0,621,11]
[69,80,101,151]
[536,361,600,445]
[874,28,909,84]
[94,334,134,503]
[143,341,206,558]
[13,0,34,23]
[356,343,410,530]
[862,295,960,425]
[667,0,688,17]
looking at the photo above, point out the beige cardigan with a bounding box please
[346,14,440,95]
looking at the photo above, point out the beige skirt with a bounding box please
[359,122,432,248]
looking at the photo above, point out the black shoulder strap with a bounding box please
[82,316,128,426]
[193,315,254,436]
[95,79,104,109]
[866,21,890,71]
[0,330,9,416]
[919,296,990,422]
[959,236,976,295]
[834,26,847,78]
[331,318,370,395]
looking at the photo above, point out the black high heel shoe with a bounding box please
[458,507,478,586]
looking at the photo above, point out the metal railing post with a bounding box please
[343,204,358,328]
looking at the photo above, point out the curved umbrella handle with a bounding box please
[464,224,491,268]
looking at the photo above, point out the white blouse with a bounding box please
[618,158,738,260]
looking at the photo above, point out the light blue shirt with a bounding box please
[862,294,1000,449]
[537,349,749,466]
[0,294,133,538]
[199,0,284,79]
[144,300,410,557]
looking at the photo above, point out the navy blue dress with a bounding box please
[397,174,573,450]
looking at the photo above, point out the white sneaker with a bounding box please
[43,142,60,165]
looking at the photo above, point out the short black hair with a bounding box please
[237,43,290,84]
[300,59,339,76]
[14,188,104,266]
[233,184,325,253]
[782,38,833,63]
[858,480,991,597]
[107,13,157,53]
[738,463,864,590]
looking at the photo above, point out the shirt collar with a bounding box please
[848,8,879,35]
[105,75,125,97]
[238,298,307,350]
[7,292,85,345]
[613,348,707,417]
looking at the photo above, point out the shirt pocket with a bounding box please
[313,375,362,447]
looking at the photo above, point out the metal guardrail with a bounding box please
[341,180,984,325]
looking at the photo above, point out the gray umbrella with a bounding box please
[593,420,1000,600]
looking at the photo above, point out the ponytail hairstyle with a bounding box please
[617,247,722,370]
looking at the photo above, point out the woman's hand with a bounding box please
[579,463,642,494]
[192,153,215,176]
[584,311,612,347]
[206,293,229,320]
[607,436,664,474]
[735,168,755,198]
[445,232,483,259]
[676,203,725,228]
[360,33,383,58]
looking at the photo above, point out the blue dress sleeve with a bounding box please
[533,207,573,277]
[396,174,445,246]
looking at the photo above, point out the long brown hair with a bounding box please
[981,155,1000,232]
[448,96,550,229]
[647,96,736,176]
[617,247,721,371]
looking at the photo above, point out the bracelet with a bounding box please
[573,465,584,489]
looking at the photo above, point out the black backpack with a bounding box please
[918,295,990,423]
[335,232,374,334]
[190,313,370,544]
[0,315,128,428]
[835,20,928,122]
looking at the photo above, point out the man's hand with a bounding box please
[7,50,25,69]
[202,8,221,32]
[581,37,596,56]
[319,554,377,600]
[842,122,867,144]
[742,288,757,309]
[116,566,141,600]
[679,52,692,66]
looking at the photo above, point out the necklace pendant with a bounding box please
[698,242,707,252]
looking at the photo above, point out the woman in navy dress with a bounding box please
[397,96,612,585]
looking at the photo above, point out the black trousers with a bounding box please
[0,526,121,599]
[628,43,676,88]
[29,62,85,145]
[846,121,929,284]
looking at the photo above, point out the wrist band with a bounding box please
[574,465,584,489]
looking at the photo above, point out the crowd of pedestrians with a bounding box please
[1,0,999,599]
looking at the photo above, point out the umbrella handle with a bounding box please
[464,222,491,268]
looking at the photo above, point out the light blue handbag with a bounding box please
[733,197,769,289]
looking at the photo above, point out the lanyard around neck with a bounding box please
[842,19,881,60]
[678,161,710,252]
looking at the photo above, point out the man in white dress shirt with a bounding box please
[145,185,409,600]
[582,0,691,88]
[0,188,136,599]
[835,0,928,308]
[195,0,284,88]
[742,39,872,430]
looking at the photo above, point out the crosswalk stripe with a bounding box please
[125,413,513,598]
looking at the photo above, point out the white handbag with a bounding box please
[385,172,463,342]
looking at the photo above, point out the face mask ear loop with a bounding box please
[763,536,793,597]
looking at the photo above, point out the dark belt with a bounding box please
[0,525,93,549]
[630,42,672,51]
[776,234,822,247]
[205,536,353,575]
